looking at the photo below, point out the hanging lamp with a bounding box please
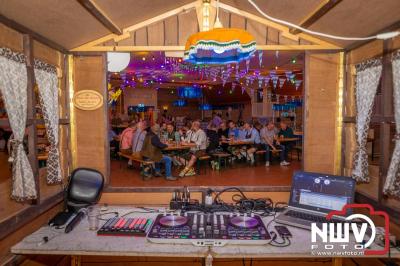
[184,0,256,65]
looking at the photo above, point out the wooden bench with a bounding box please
[211,152,232,169]
[255,149,282,165]
[292,145,302,161]
[118,152,155,180]
[118,152,154,165]
[196,155,211,175]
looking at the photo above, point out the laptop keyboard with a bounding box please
[285,210,343,224]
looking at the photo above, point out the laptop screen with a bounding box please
[289,171,355,214]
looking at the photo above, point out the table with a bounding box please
[277,137,299,143]
[12,206,399,266]
[220,140,251,146]
[163,143,196,151]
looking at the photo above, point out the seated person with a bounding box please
[228,120,240,140]
[206,123,220,153]
[178,121,207,177]
[278,121,295,161]
[140,124,177,181]
[119,122,137,154]
[160,122,167,139]
[217,122,229,140]
[163,123,180,142]
[260,122,290,166]
[240,122,261,165]
[109,128,119,155]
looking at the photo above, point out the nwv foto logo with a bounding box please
[310,204,389,256]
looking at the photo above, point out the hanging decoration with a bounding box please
[0,47,36,201]
[285,71,292,81]
[352,58,382,182]
[184,0,256,65]
[295,80,302,90]
[258,51,263,67]
[383,50,400,197]
[107,52,130,72]
[278,78,286,89]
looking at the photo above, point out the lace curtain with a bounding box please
[34,62,62,184]
[0,48,37,201]
[383,51,400,197]
[352,58,382,182]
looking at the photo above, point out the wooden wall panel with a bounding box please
[33,40,61,67]
[134,27,148,46]
[178,9,198,45]
[393,29,400,49]
[73,56,108,179]
[0,22,23,52]
[118,33,135,46]
[247,20,266,45]
[266,27,279,45]
[229,13,245,30]
[348,40,383,65]
[279,34,298,46]
[218,9,230,28]
[148,22,164,46]
[164,16,178,46]
[304,52,340,174]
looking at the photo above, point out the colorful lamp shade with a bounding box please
[184,28,256,65]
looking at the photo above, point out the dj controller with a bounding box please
[147,213,271,246]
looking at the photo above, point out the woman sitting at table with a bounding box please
[140,124,177,181]
[240,122,261,165]
[178,120,207,177]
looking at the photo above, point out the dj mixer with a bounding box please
[147,213,271,246]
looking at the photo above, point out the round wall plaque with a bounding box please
[73,90,103,111]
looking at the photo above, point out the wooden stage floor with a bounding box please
[109,159,301,188]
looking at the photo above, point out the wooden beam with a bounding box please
[23,34,40,204]
[216,1,341,49]
[345,20,400,51]
[290,0,342,34]
[76,0,122,35]
[0,14,68,53]
[71,1,200,51]
[72,0,342,51]
[72,44,342,52]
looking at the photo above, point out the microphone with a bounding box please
[65,210,85,233]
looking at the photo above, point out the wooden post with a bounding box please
[23,34,40,203]
[70,255,81,266]
[332,257,343,266]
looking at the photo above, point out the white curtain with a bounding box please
[352,59,382,182]
[0,48,37,201]
[383,51,400,197]
[34,62,62,184]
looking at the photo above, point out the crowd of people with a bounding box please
[110,112,297,181]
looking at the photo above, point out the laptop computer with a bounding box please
[276,171,356,230]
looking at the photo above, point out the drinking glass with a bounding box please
[87,206,99,230]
